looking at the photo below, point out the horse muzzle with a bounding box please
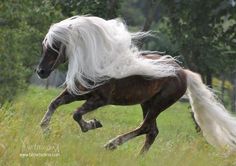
[36,67,51,79]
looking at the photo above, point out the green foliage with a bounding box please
[1,0,235,105]
[0,28,28,104]
[0,0,123,105]
[1,86,236,165]
[120,0,145,26]
[53,0,122,18]
[0,0,64,105]
[160,0,236,75]
[144,19,180,56]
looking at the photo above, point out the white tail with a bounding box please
[185,69,236,151]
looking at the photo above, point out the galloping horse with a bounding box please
[37,16,236,154]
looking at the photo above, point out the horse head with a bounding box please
[37,40,66,79]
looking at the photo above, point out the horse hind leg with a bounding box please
[105,74,187,154]
[139,102,159,154]
[139,78,187,154]
[104,94,176,152]
[104,97,162,151]
[104,119,152,150]
[139,122,158,154]
[137,96,182,154]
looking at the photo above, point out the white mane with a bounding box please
[43,16,179,94]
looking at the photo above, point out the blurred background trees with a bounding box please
[0,0,235,111]
[0,0,63,104]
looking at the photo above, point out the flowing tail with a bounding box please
[185,69,236,151]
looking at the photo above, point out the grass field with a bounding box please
[1,86,236,166]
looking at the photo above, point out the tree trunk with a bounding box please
[232,75,236,112]
[141,0,160,32]
[107,0,119,19]
[206,70,212,88]
[137,0,160,48]
[220,73,226,103]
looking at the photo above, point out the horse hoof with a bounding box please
[81,128,89,133]
[104,142,117,150]
[40,126,51,135]
[93,119,103,128]
[40,122,48,130]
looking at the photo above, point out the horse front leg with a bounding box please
[73,95,106,132]
[40,89,87,131]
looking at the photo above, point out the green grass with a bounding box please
[1,86,236,166]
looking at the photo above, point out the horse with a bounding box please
[37,16,236,155]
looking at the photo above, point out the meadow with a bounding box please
[1,86,236,166]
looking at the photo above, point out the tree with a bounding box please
[53,0,122,18]
[0,0,63,105]
[0,0,124,105]
[161,0,236,87]
[137,0,161,48]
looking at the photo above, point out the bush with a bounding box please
[0,28,29,105]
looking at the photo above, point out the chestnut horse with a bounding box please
[37,16,236,155]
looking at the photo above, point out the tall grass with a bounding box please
[1,86,236,166]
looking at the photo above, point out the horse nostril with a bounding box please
[40,69,45,74]
[37,68,45,75]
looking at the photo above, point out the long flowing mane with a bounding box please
[43,16,179,94]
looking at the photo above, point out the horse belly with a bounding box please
[107,77,164,105]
